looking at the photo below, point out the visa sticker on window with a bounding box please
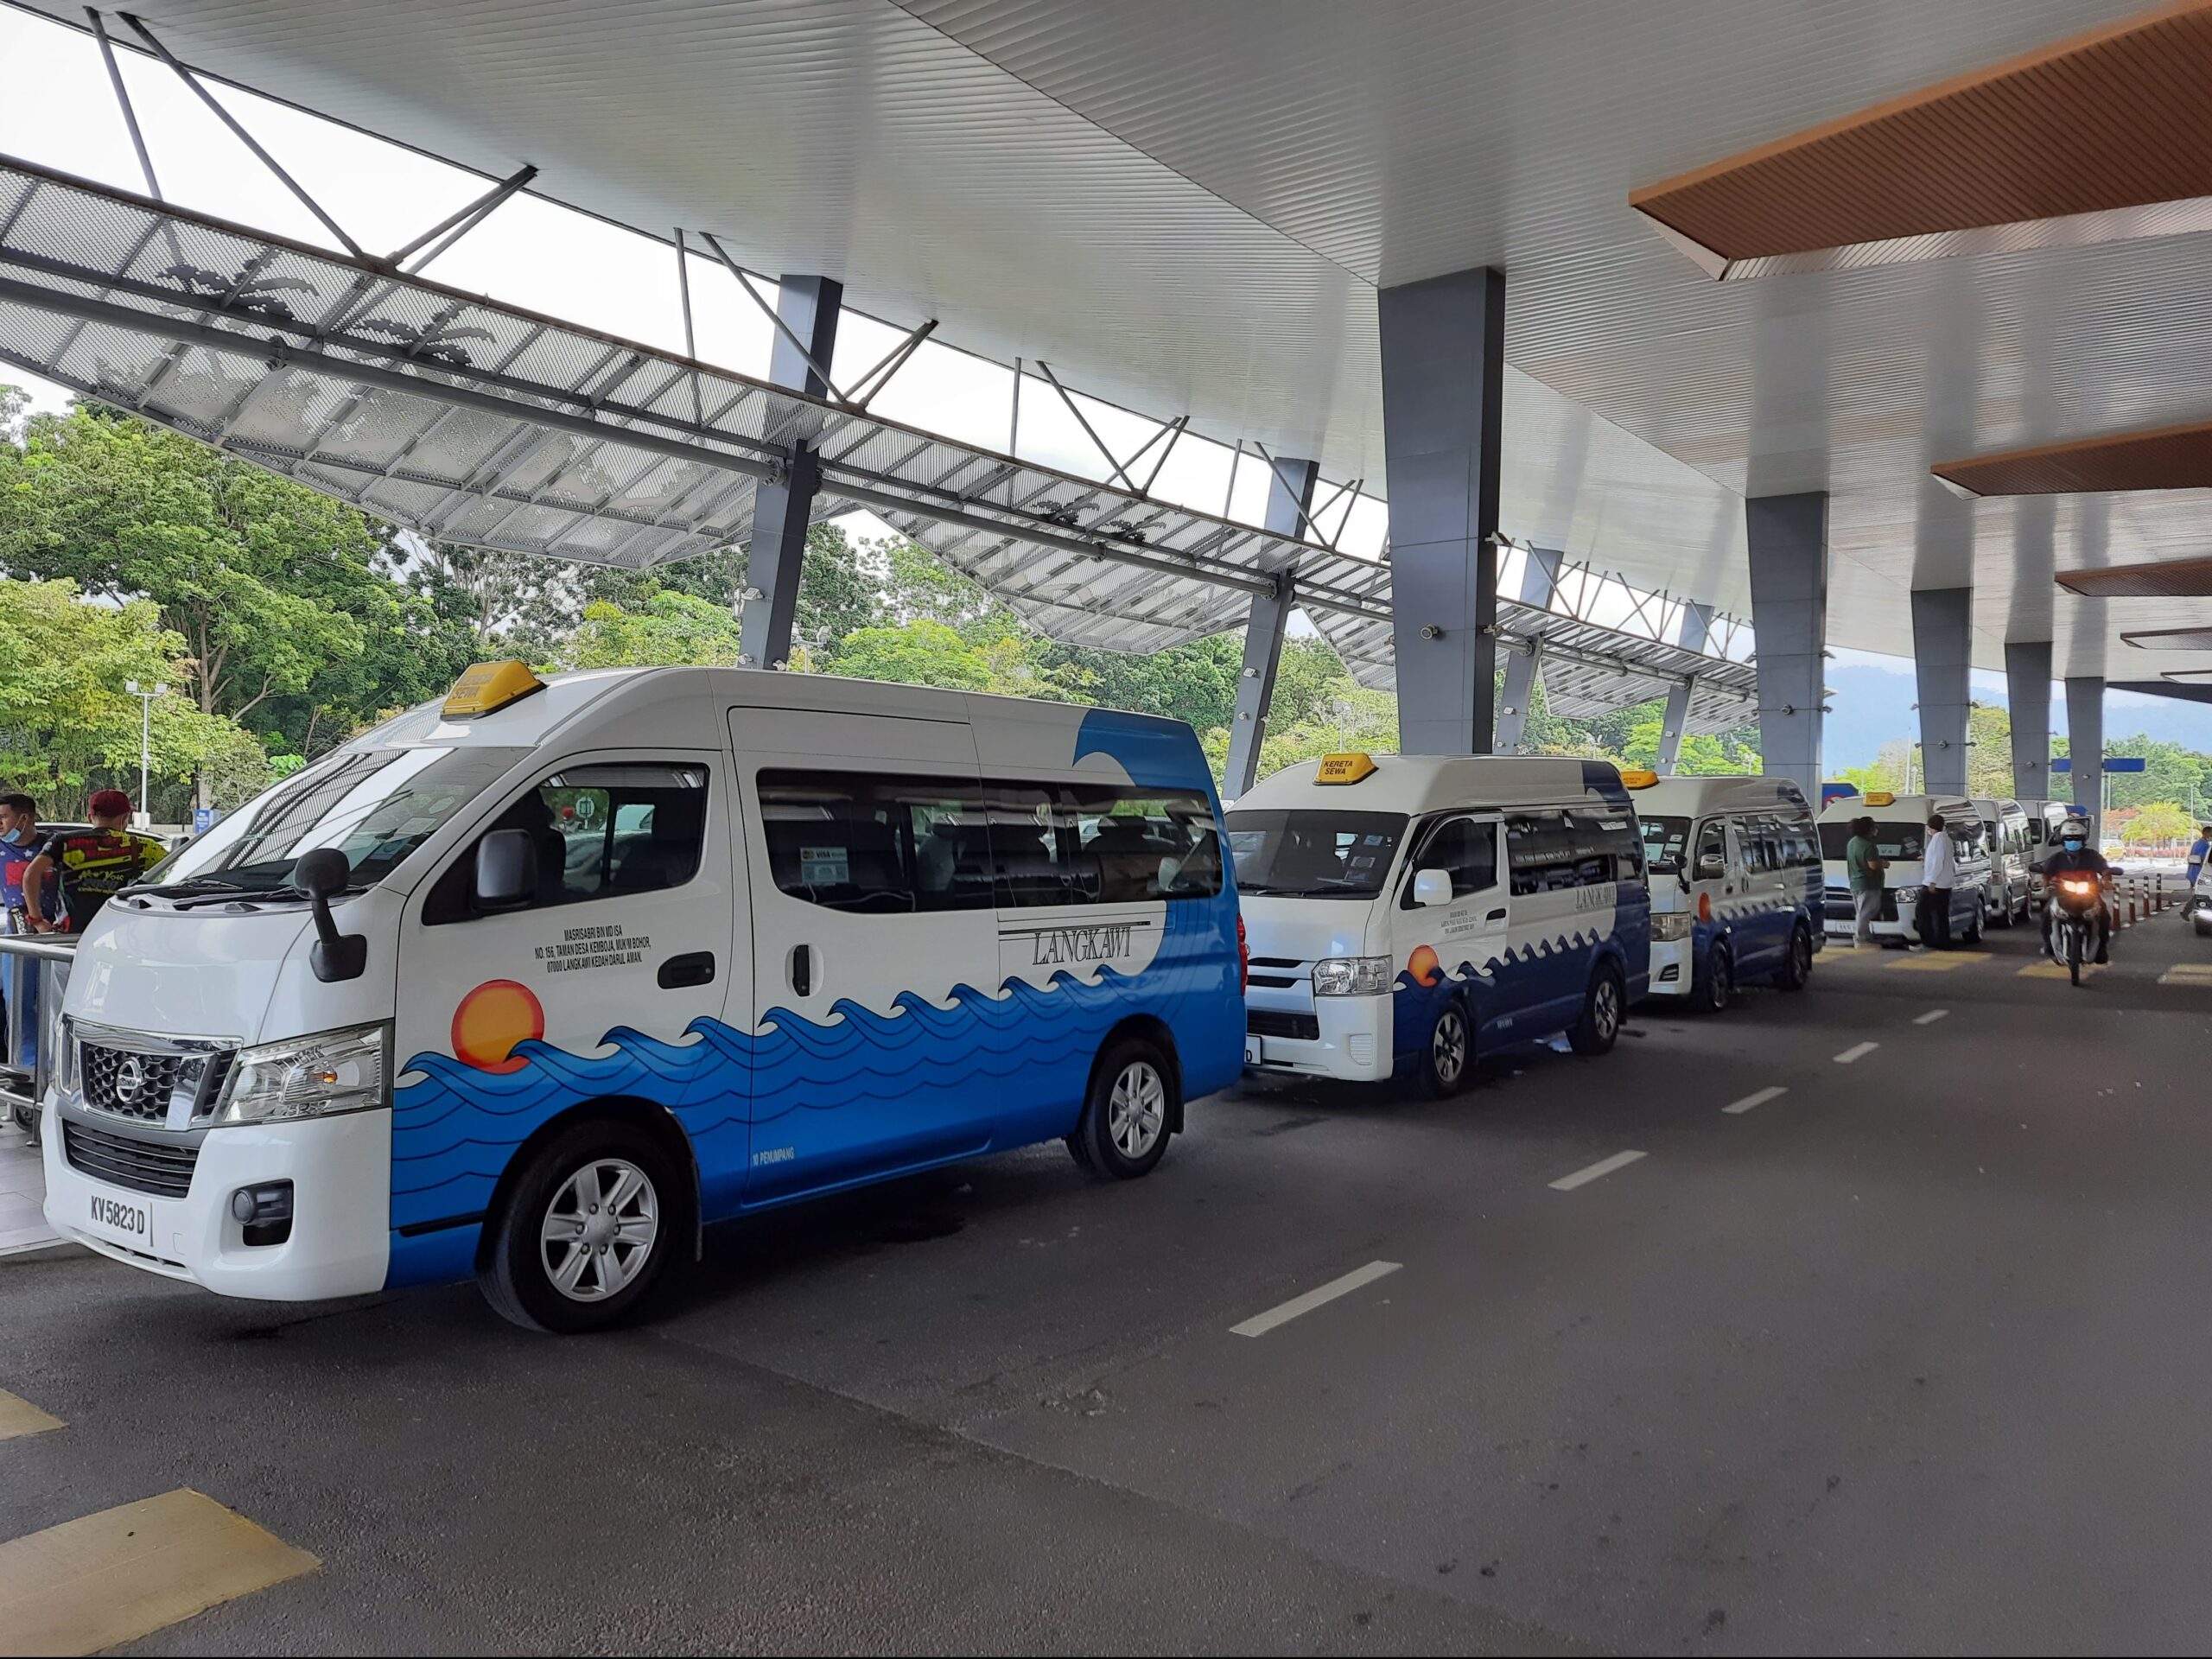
[799,846,849,885]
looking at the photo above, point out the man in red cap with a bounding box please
[23,790,168,936]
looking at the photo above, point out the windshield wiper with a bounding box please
[118,875,246,899]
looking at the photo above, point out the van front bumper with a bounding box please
[1243,995,1393,1083]
[1645,938,1693,996]
[42,1100,392,1301]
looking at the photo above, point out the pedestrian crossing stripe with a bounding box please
[0,1389,62,1441]
[0,1488,316,1656]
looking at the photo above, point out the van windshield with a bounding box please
[155,746,528,893]
[1224,809,1407,897]
[1639,814,1691,875]
[1819,820,1925,861]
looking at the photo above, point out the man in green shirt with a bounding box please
[1845,816,1887,947]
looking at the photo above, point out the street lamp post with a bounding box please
[124,680,167,824]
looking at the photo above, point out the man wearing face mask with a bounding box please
[2037,816,2112,965]
[0,794,45,929]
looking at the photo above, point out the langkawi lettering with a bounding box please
[1031,922,1138,965]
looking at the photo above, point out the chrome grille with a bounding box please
[62,1118,199,1199]
[76,1034,235,1123]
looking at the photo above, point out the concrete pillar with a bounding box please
[1379,267,1504,755]
[2065,676,2104,830]
[1910,588,1973,798]
[1676,600,1713,655]
[1222,457,1319,799]
[1494,641,1543,755]
[739,274,842,668]
[1744,493,1829,802]
[1656,677,1696,773]
[2004,640,2054,802]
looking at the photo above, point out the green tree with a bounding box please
[2120,801,2194,846]
[563,593,747,669]
[0,578,247,815]
[826,617,995,690]
[0,407,375,800]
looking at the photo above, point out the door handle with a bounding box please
[658,951,715,990]
[1485,907,1507,922]
[788,944,814,997]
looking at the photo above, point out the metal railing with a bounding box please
[1,932,75,1144]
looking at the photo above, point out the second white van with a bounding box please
[1624,772,1821,1011]
[1227,754,1649,1096]
[1816,792,1994,945]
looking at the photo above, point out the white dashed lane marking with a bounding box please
[1834,1041,1879,1065]
[1549,1150,1648,1192]
[1913,1009,1950,1026]
[1722,1086,1788,1116]
[1230,1261,1402,1338]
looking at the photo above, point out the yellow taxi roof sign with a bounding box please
[444,660,544,719]
[1619,768,1659,788]
[1315,752,1378,785]
[1863,790,1895,807]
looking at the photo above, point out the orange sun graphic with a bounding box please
[1407,944,1442,988]
[451,979,544,1073]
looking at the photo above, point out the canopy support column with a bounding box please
[738,274,842,669]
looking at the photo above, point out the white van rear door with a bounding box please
[728,708,997,1200]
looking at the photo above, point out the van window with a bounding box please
[1401,817,1497,906]
[760,772,1223,913]
[1225,809,1407,898]
[425,762,708,923]
[1506,811,1627,895]
[1640,815,1691,876]
[1819,819,1924,861]
[1694,819,1727,874]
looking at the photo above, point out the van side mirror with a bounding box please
[1413,868,1452,908]
[1698,851,1727,877]
[474,829,538,912]
[292,847,367,983]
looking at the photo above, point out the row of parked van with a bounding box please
[32,665,1885,1331]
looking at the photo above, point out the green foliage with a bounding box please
[563,593,746,670]
[2120,801,2195,845]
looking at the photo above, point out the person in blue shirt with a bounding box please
[0,793,42,924]
[2189,825,2210,890]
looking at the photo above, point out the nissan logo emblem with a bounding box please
[113,1057,145,1104]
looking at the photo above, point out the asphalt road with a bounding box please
[6,908,2212,1654]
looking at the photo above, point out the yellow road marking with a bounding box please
[1885,953,1989,972]
[0,1489,317,1657]
[0,1391,62,1441]
[2158,967,2212,986]
[2018,960,2105,980]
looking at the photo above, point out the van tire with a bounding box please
[1068,1036,1176,1180]
[1418,999,1474,1097]
[480,1119,682,1334]
[1567,963,1626,1057]
[1694,944,1733,1014]
[1962,898,1986,945]
[1773,922,1814,991]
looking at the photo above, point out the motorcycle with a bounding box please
[2049,872,2105,987]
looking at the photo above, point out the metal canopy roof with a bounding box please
[0,154,1755,729]
[35,0,2212,690]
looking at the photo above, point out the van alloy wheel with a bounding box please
[540,1158,660,1303]
[1107,1061,1166,1160]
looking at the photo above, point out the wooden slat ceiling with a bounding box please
[2055,556,2212,598]
[1631,0,2212,273]
[2123,625,2212,649]
[1932,420,2212,494]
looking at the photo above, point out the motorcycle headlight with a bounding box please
[1313,955,1393,996]
[1650,912,1694,941]
[213,1022,390,1126]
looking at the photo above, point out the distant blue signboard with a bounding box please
[2050,758,2146,773]
[193,805,219,835]
[1821,781,1859,807]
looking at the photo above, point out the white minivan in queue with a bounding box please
[1226,753,1650,1096]
[41,663,1246,1332]
[1968,796,2032,926]
[1624,771,1821,1012]
[1815,791,1994,945]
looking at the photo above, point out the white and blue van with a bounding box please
[1227,754,1649,1096]
[1816,791,1994,945]
[1624,772,1821,1011]
[41,664,1245,1331]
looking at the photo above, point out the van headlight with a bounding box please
[213,1023,391,1125]
[1893,885,1924,905]
[1650,912,1693,941]
[1313,955,1392,996]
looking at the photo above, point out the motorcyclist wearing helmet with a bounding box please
[2037,818,2111,964]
